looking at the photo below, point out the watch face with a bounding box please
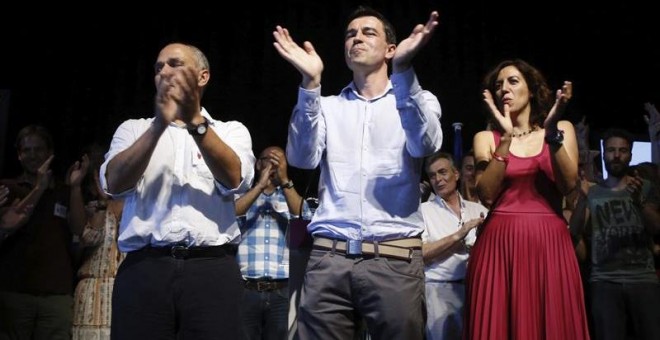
[197,125,207,135]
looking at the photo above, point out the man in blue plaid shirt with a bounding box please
[235,146,310,340]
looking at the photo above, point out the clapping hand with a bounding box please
[1,198,34,232]
[272,25,324,89]
[483,89,513,135]
[544,81,573,129]
[392,11,440,73]
[67,154,90,187]
[625,169,645,206]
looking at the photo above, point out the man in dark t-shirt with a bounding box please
[0,125,85,340]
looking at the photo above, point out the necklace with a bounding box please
[511,126,538,138]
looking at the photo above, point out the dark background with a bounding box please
[1,1,659,187]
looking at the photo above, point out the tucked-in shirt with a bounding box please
[286,68,443,241]
[100,108,255,252]
[236,188,311,280]
[421,194,488,282]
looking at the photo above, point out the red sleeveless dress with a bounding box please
[464,132,590,339]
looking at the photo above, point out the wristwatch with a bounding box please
[281,180,294,189]
[545,129,564,146]
[188,118,209,136]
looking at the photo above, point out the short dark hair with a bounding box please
[601,128,634,147]
[345,6,397,45]
[15,125,53,151]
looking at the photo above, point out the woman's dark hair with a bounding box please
[482,59,553,132]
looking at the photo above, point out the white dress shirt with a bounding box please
[100,108,255,252]
[421,194,488,282]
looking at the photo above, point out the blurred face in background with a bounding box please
[427,157,459,199]
[460,154,476,187]
[603,136,632,178]
[17,135,51,176]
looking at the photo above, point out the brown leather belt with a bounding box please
[244,278,288,292]
[313,236,422,261]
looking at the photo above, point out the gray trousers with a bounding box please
[296,248,425,340]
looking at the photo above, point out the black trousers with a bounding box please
[111,247,244,340]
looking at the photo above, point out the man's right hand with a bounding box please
[272,25,323,89]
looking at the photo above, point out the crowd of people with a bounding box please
[1,5,659,340]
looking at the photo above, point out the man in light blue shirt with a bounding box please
[273,6,443,339]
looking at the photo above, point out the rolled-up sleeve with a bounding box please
[213,121,255,196]
[99,119,140,198]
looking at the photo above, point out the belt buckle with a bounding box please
[346,239,362,255]
[171,244,189,259]
[257,281,271,291]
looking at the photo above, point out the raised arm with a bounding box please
[235,162,272,217]
[544,81,578,195]
[269,148,304,216]
[0,156,53,241]
[67,154,90,236]
[106,120,165,194]
[273,26,324,90]
[391,11,439,73]
[473,90,514,207]
[643,102,660,164]
[473,129,510,208]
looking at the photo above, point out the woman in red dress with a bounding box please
[464,59,590,339]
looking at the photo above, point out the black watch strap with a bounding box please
[545,129,564,146]
[188,118,209,136]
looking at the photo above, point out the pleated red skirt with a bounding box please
[464,212,590,340]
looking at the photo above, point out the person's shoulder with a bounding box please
[557,120,575,130]
[473,130,496,148]
[421,200,438,214]
[474,130,494,139]
[117,117,154,128]
[210,119,249,131]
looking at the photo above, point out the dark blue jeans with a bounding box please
[241,286,289,340]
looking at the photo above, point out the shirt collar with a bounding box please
[340,80,393,101]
